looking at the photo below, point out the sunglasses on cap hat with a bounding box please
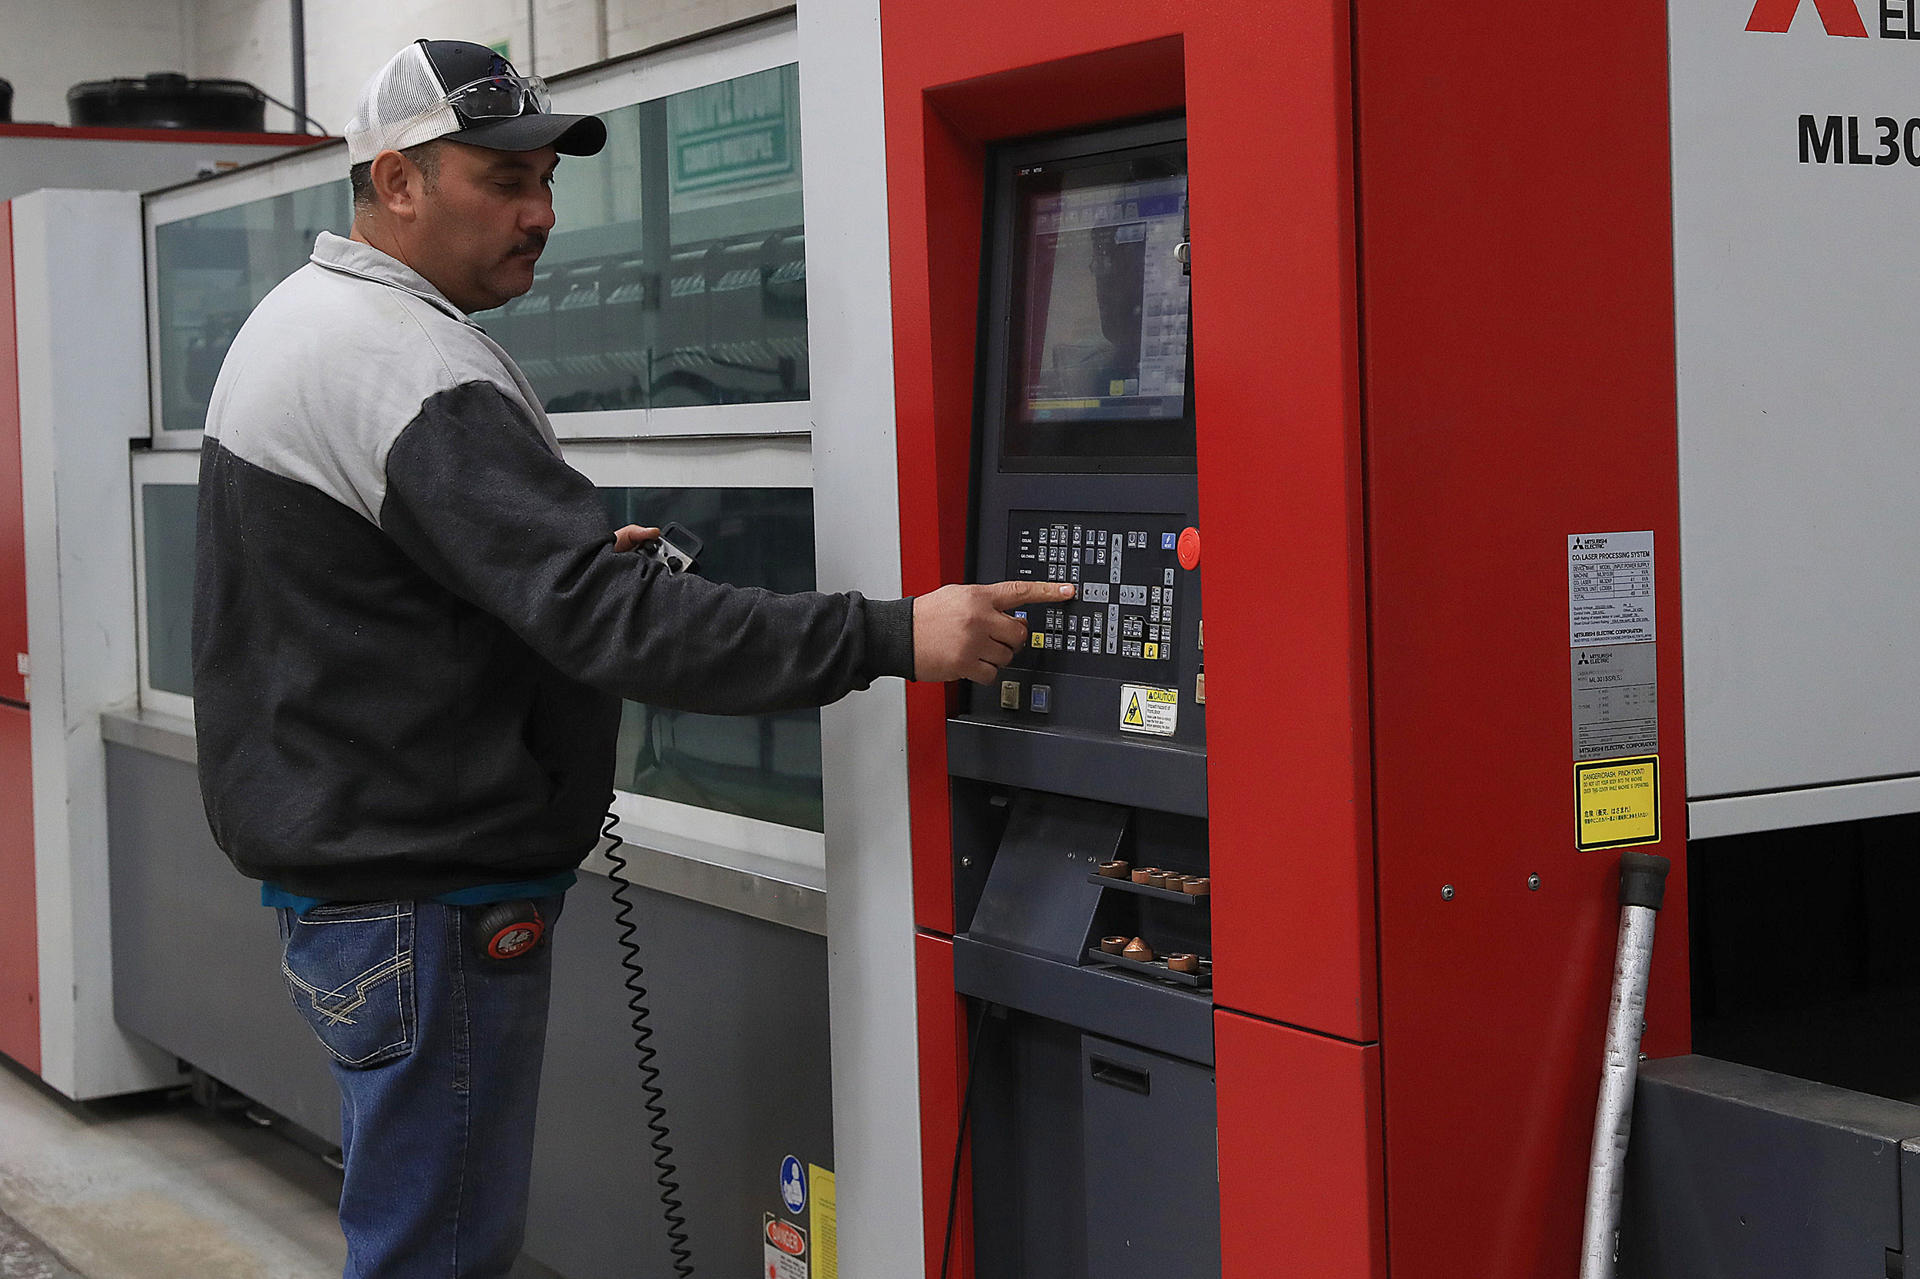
[410,38,604,157]
[441,68,552,122]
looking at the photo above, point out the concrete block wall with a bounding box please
[209,0,789,135]
[0,0,784,140]
[0,0,193,127]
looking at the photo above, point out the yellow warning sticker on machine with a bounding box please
[1575,755,1659,851]
[1120,684,1179,737]
[808,1165,837,1279]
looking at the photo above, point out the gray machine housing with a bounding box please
[1620,1054,1920,1278]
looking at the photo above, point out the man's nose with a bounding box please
[524,193,556,233]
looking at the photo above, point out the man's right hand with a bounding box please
[913,581,1077,684]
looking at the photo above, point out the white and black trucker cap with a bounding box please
[344,39,606,165]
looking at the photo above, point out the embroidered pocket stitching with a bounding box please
[283,905,415,1066]
[282,953,412,1025]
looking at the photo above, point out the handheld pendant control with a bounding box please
[638,522,703,575]
[471,900,545,961]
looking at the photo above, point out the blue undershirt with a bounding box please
[262,871,578,916]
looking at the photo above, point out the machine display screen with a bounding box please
[1002,146,1192,467]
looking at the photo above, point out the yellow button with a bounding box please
[1144,642,1160,660]
[1030,632,1046,648]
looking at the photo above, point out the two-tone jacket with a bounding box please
[193,232,912,901]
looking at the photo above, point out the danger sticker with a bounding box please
[764,1213,808,1278]
[1575,755,1660,852]
[1119,685,1179,737]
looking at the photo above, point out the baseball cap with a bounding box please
[344,39,606,165]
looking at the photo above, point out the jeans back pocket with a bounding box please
[281,901,417,1068]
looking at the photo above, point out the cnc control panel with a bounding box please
[1007,511,1192,673]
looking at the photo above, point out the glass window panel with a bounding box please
[479,64,807,414]
[597,486,822,832]
[141,483,198,696]
[153,181,352,433]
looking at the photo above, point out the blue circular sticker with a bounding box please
[780,1155,806,1215]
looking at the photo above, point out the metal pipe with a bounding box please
[526,0,538,74]
[290,0,308,132]
[1579,851,1671,1279]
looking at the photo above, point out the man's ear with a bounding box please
[368,150,419,220]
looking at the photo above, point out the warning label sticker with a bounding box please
[808,1165,837,1279]
[1575,756,1660,852]
[764,1214,808,1279]
[1568,531,1655,647]
[1119,684,1178,737]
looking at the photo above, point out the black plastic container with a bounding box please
[0,78,12,123]
[67,73,265,132]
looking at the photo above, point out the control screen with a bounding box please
[1001,144,1192,467]
[1006,511,1188,674]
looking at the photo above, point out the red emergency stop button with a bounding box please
[1177,526,1201,570]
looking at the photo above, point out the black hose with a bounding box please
[602,810,695,1277]
[939,1000,991,1279]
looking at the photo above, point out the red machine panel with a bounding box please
[1357,4,1690,1275]
[0,203,34,1075]
[881,0,1373,1036]
[0,201,25,706]
[882,5,1382,1276]
[1216,1010,1385,1277]
[0,702,37,1074]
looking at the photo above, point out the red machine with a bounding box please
[0,202,31,1074]
[882,4,1686,1275]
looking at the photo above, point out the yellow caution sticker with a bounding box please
[809,1165,837,1279]
[1120,684,1179,737]
[1575,755,1660,851]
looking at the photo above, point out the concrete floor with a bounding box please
[0,1057,345,1279]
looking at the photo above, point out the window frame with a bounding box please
[134,14,819,884]
[563,435,824,883]
[144,143,349,451]
[141,17,804,450]
[130,448,201,721]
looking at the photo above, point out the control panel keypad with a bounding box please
[1009,512,1192,673]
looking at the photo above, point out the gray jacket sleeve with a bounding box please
[378,380,915,713]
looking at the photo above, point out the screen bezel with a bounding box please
[979,117,1193,475]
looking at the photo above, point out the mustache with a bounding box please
[510,231,548,256]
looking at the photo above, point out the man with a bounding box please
[191,39,1067,1278]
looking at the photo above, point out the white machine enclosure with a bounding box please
[794,2,927,1273]
[0,132,311,205]
[15,188,172,1099]
[1673,2,1920,836]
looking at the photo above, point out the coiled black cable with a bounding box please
[602,810,695,1277]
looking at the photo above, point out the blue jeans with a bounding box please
[278,895,565,1278]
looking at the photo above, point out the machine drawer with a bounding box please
[1080,1034,1221,1279]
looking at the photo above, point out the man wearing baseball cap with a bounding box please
[191,38,1070,1278]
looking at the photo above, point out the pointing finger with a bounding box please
[983,579,1075,611]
